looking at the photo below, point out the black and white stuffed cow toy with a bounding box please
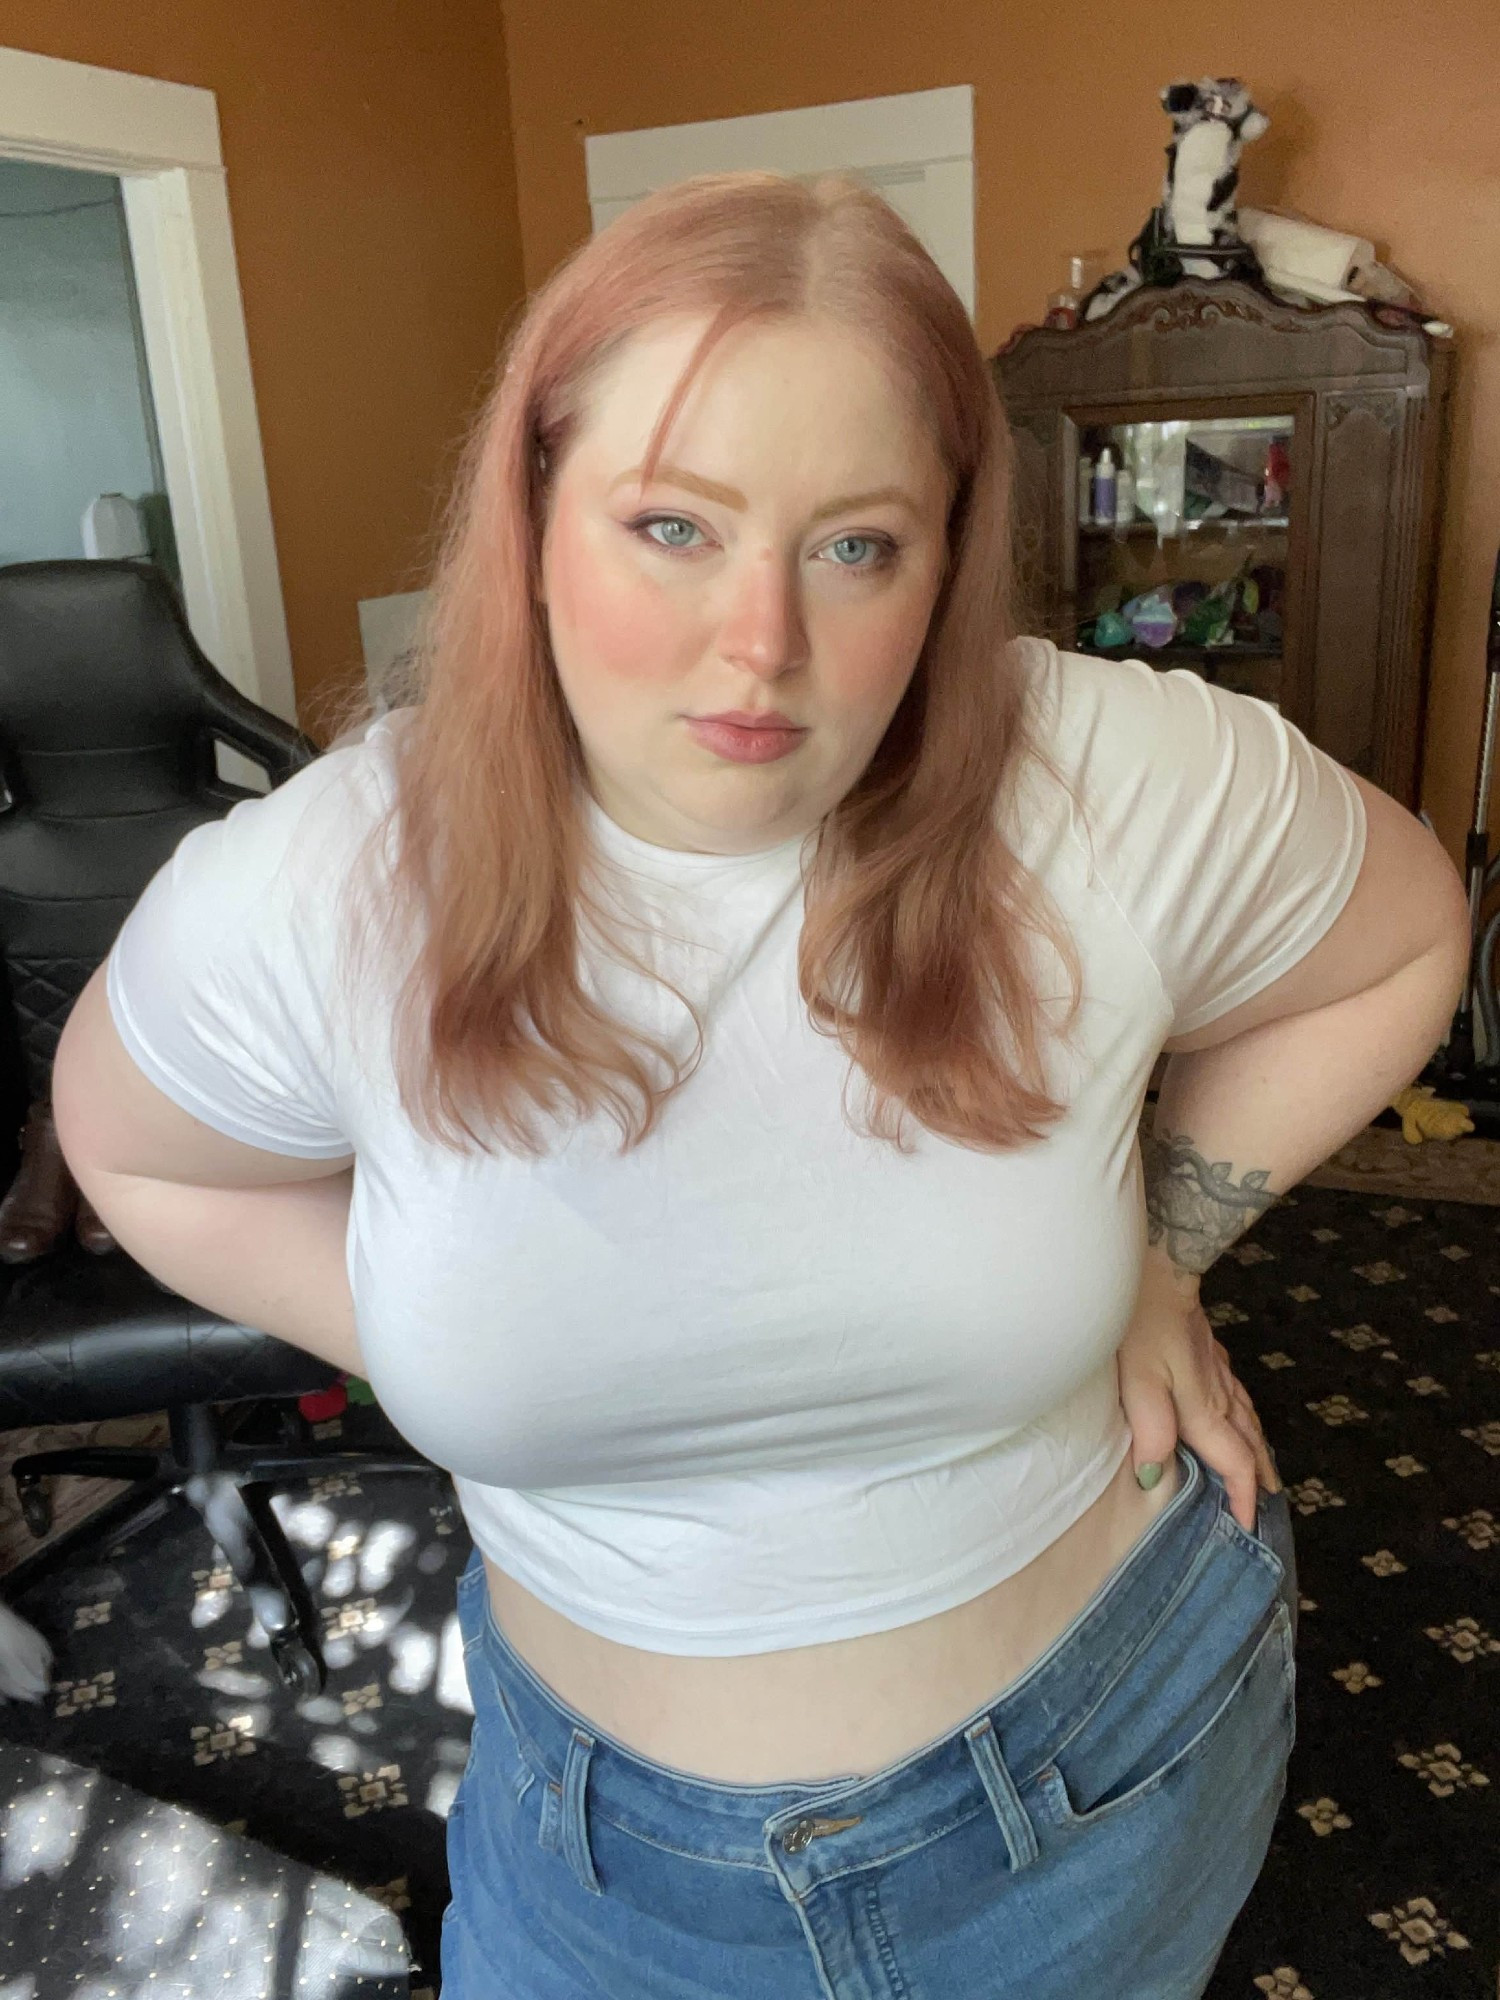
[1083,78,1270,320]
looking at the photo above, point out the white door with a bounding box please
[584,86,975,320]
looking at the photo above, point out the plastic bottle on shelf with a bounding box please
[1114,465,1136,529]
[1092,447,1117,526]
[1262,436,1290,515]
[1044,255,1090,330]
[1077,454,1095,524]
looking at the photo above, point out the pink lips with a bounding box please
[695,710,802,729]
[684,716,807,764]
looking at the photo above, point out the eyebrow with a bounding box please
[608,462,923,523]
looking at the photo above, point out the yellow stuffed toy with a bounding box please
[1390,1084,1475,1145]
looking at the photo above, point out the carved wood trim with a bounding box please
[1326,392,1403,435]
[1145,293,1262,334]
[996,280,1439,406]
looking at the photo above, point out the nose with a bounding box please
[717,547,809,679]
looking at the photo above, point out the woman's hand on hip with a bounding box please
[1116,1245,1281,1533]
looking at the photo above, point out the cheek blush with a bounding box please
[549,503,686,691]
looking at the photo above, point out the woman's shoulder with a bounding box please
[1015,636,1166,750]
[193,706,410,920]
[312,703,413,800]
[273,705,407,823]
[1014,640,1246,820]
[1007,640,1237,886]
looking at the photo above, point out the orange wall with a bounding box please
[5,3,1495,872]
[499,0,1500,870]
[4,0,524,733]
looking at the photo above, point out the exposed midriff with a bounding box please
[480,1445,1184,1786]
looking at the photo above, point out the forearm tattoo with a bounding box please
[1140,1125,1278,1277]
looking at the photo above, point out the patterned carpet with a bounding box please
[0,1176,1495,1998]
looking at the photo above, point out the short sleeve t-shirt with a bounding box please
[104,642,1366,1654]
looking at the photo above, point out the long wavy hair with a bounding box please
[328,169,1088,1160]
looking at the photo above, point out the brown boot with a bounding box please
[74,1187,118,1256]
[0,1099,78,1263]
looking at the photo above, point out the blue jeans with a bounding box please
[442,1442,1298,1998]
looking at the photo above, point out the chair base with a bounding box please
[6,1399,446,1695]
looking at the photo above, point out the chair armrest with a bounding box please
[187,667,322,790]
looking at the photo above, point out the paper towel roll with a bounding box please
[1238,208,1376,302]
[81,492,149,560]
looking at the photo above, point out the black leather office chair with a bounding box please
[0,560,440,1695]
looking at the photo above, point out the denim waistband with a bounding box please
[455,1442,1277,1886]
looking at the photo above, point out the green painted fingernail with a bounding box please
[1135,1461,1163,1490]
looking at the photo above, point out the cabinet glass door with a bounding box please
[1073,413,1293,710]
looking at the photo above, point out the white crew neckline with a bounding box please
[583,790,814,878]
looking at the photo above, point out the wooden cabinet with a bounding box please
[991,281,1454,810]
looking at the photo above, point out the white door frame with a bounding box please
[0,44,296,722]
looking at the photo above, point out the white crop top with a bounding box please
[104,642,1366,1654]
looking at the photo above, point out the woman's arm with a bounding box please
[1142,771,1471,1291]
[1113,772,1469,1529]
[52,965,363,1373]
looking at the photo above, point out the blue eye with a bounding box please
[636,515,701,551]
[628,515,897,573]
[827,534,888,569]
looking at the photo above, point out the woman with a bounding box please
[53,171,1468,1997]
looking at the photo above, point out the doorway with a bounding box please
[0,42,296,750]
[0,159,180,589]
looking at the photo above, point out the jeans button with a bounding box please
[782,1813,862,1852]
